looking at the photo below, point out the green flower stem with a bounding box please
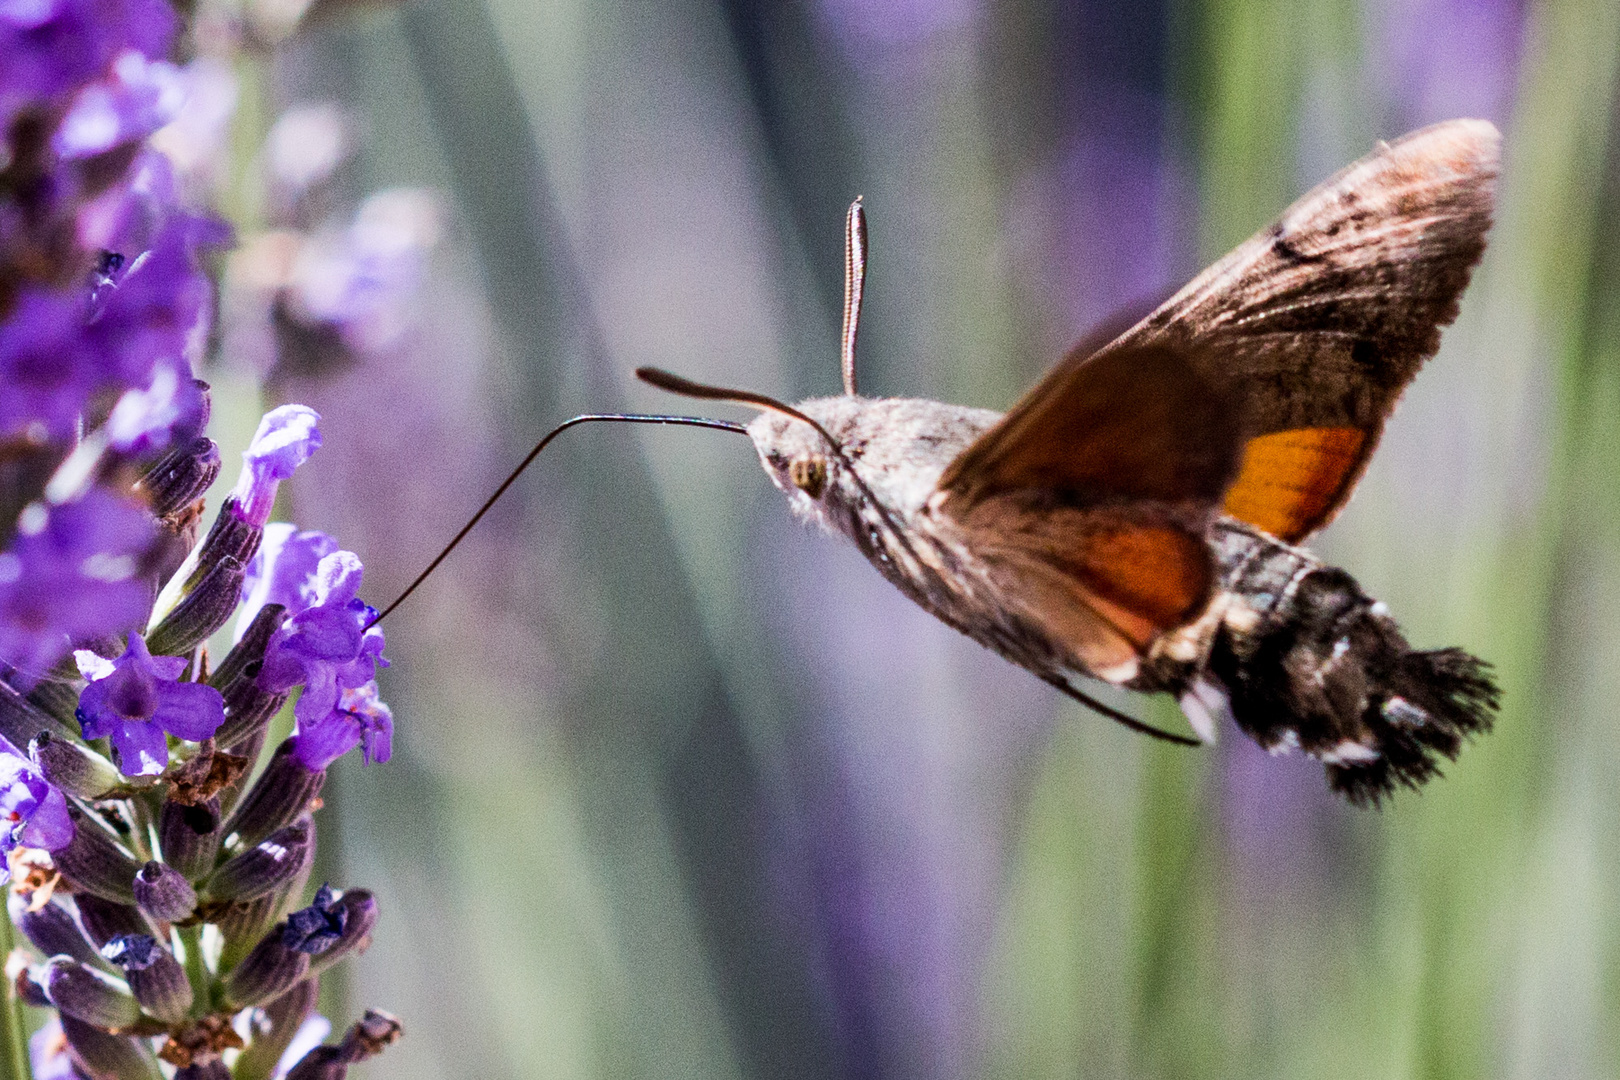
[177,924,211,1017]
[0,914,31,1080]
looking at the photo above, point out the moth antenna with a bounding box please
[367,412,748,628]
[841,197,867,396]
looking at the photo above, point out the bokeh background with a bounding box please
[200,0,1620,1075]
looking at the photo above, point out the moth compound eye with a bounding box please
[789,455,828,499]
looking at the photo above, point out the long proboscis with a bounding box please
[634,367,1198,747]
[367,413,749,628]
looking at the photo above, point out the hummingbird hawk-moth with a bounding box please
[379,118,1502,806]
[636,118,1502,806]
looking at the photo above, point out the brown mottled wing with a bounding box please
[937,343,1246,671]
[1102,118,1500,541]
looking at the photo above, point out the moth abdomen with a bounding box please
[1204,521,1498,805]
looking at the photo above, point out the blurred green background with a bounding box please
[212,0,1620,1075]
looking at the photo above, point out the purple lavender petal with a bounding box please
[0,748,73,853]
[106,363,202,455]
[341,682,392,765]
[293,665,340,726]
[74,633,224,776]
[88,212,223,388]
[229,405,323,527]
[77,146,177,255]
[310,550,361,607]
[287,681,391,771]
[290,712,359,771]
[28,1018,82,1080]
[150,680,224,741]
[236,524,339,639]
[0,288,105,441]
[53,50,185,160]
[106,715,167,775]
[0,492,156,678]
[279,606,363,662]
[19,785,74,851]
[0,0,176,124]
[256,548,386,719]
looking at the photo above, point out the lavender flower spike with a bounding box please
[230,405,322,527]
[0,746,74,859]
[76,632,225,776]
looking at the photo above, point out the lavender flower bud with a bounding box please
[215,892,280,967]
[42,956,142,1030]
[136,435,222,519]
[300,889,377,977]
[29,731,122,799]
[176,1062,232,1080]
[23,678,83,733]
[231,977,317,1080]
[102,934,193,1024]
[0,679,73,746]
[158,797,221,880]
[132,861,197,922]
[210,603,289,749]
[145,555,248,657]
[147,501,263,656]
[223,741,325,850]
[230,407,322,528]
[54,806,141,904]
[183,498,265,592]
[60,1014,164,1080]
[73,894,152,949]
[284,1048,345,1080]
[284,1010,402,1080]
[206,817,314,903]
[212,603,283,688]
[10,895,102,968]
[222,931,310,1009]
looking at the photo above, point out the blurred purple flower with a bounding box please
[104,362,189,454]
[87,210,225,388]
[265,103,353,208]
[230,405,323,527]
[27,1018,84,1080]
[0,492,155,677]
[0,287,105,441]
[0,0,176,126]
[236,524,339,639]
[0,742,73,857]
[75,632,225,776]
[259,550,385,725]
[77,146,179,257]
[148,57,239,193]
[53,50,184,160]
[284,188,441,352]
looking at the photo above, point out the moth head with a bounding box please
[744,399,864,532]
